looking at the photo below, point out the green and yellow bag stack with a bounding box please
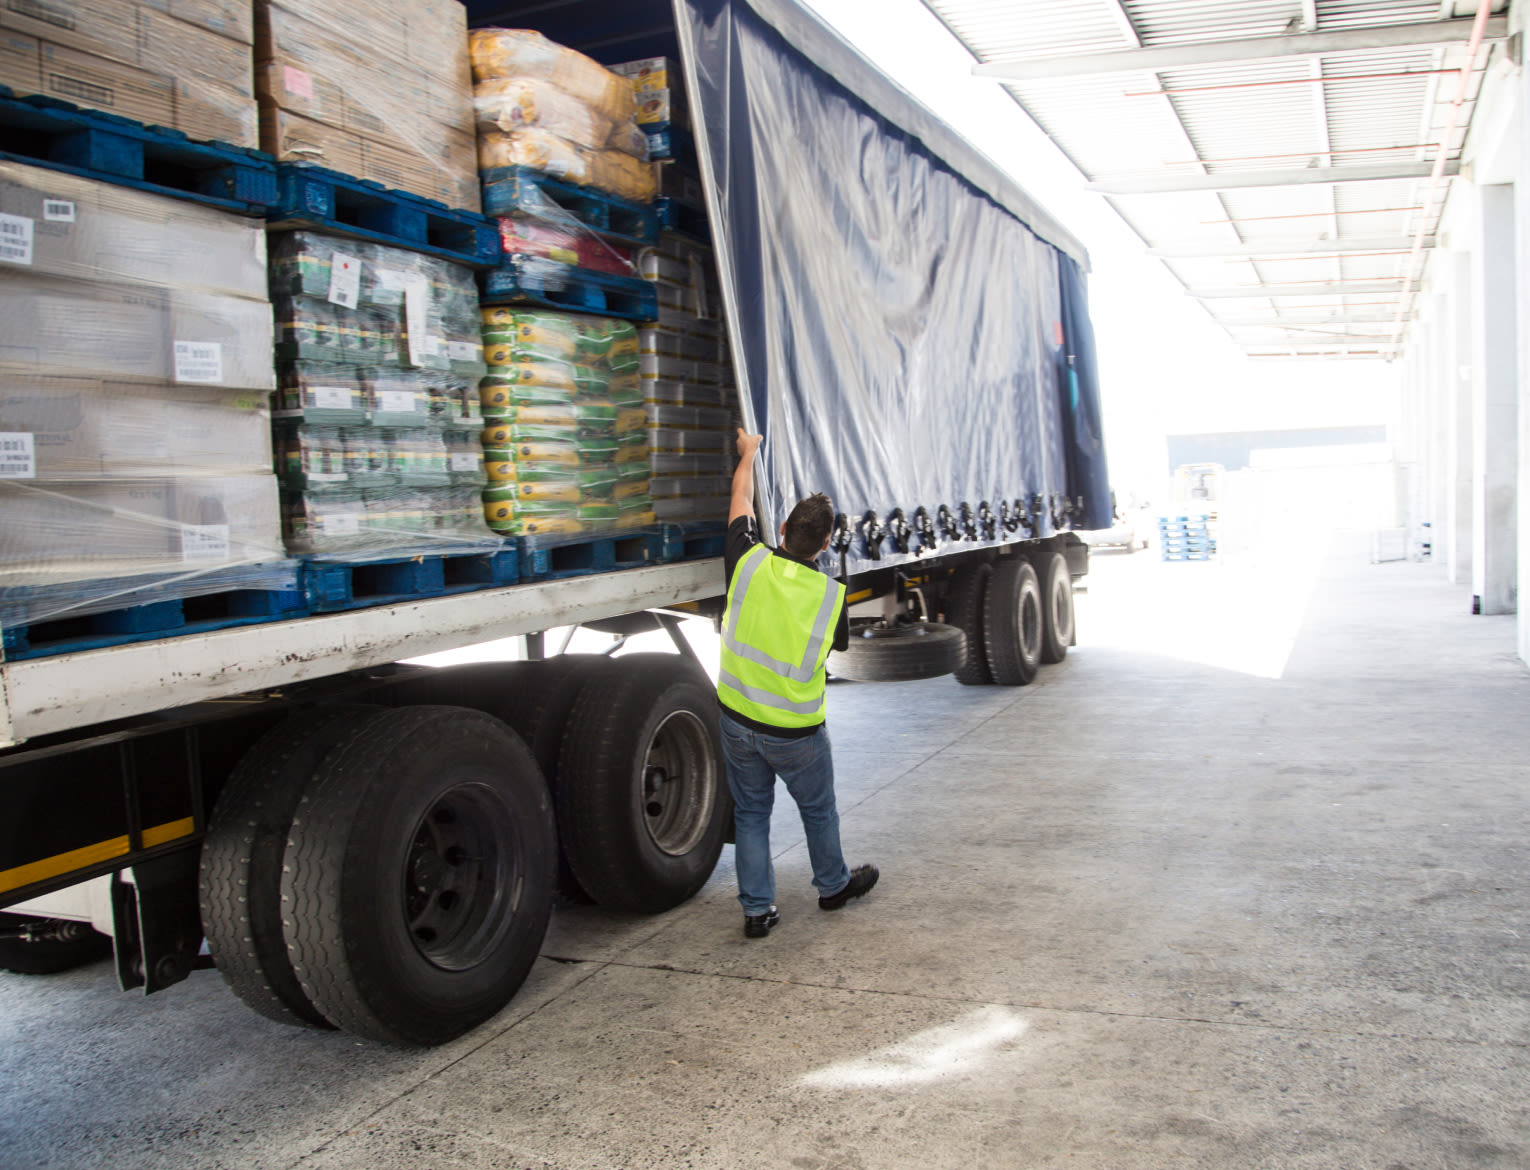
[479,309,655,537]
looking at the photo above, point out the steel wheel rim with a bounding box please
[641,709,716,857]
[1051,575,1072,642]
[402,782,521,972]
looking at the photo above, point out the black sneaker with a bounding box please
[819,864,879,911]
[744,906,780,938]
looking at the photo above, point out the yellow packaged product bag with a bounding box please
[478,130,591,184]
[474,77,614,150]
[469,29,637,123]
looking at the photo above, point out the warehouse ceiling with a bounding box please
[920,0,1510,359]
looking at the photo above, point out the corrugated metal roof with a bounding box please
[924,0,1505,358]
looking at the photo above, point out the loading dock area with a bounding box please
[4,538,1526,1169]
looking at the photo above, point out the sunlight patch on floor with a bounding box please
[797,1005,1029,1091]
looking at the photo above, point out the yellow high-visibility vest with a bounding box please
[717,542,845,728]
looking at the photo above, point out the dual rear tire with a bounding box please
[947,549,1074,686]
[200,651,729,1045]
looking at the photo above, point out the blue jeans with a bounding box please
[719,710,851,915]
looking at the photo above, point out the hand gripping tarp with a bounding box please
[674,0,1111,575]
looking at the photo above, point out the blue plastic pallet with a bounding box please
[655,196,709,241]
[658,521,726,563]
[1,563,306,660]
[481,166,659,247]
[481,255,659,322]
[516,528,664,581]
[302,546,519,612]
[268,164,501,267]
[0,85,277,214]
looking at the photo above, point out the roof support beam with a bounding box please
[1190,281,1404,297]
[971,16,1506,80]
[1209,312,1413,325]
[1152,236,1433,258]
[1088,161,1457,194]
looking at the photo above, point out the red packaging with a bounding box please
[577,234,635,276]
[498,218,580,265]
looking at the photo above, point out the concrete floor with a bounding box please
[3,534,1529,1170]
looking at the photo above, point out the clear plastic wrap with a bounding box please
[477,309,653,536]
[469,29,636,124]
[0,159,268,299]
[255,0,479,211]
[0,3,258,146]
[267,230,493,556]
[0,177,285,631]
[677,0,1112,572]
[471,27,655,205]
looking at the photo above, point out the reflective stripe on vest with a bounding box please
[718,543,844,727]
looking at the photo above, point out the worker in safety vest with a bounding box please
[720,428,879,939]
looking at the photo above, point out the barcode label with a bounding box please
[0,213,33,265]
[43,199,75,223]
[174,340,224,383]
[181,524,231,562]
[374,389,417,414]
[311,386,353,410]
[450,452,480,472]
[324,512,361,536]
[447,340,481,362]
[0,432,36,479]
[327,251,361,310]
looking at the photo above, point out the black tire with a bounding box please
[281,706,556,1046]
[1034,551,1075,664]
[0,914,111,975]
[944,563,993,685]
[556,653,728,913]
[201,704,383,1031]
[984,558,1042,686]
[826,620,967,683]
[385,656,609,901]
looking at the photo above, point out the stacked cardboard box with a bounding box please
[255,0,479,211]
[0,160,281,606]
[267,231,490,554]
[0,0,258,147]
[611,56,688,163]
[636,233,739,524]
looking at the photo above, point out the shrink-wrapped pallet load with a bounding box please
[470,29,656,204]
[478,309,653,537]
[0,0,258,147]
[267,231,491,555]
[0,160,282,622]
[255,0,479,210]
[635,233,741,524]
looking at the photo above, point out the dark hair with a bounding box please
[782,492,834,557]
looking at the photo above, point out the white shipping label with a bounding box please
[0,432,36,479]
[403,276,431,367]
[373,266,410,291]
[174,340,224,384]
[324,512,361,536]
[311,385,353,410]
[181,524,231,562]
[43,199,75,223]
[0,214,33,265]
[327,251,361,310]
[374,389,418,414]
[450,452,480,472]
[447,340,481,362]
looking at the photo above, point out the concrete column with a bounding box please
[1446,254,1474,584]
[1517,64,1530,663]
[1470,183,1518,616]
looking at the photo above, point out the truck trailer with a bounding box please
[0,0,1110,1045]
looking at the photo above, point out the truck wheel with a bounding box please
[281,706,556,1046]
[984,558,1042,685]
[557,654,728,913]
[0,913,111,975]
[1034,551,1075,664]
[201,704,384,1030]
[387,656,609,901]
[944,563,994,685]
[826,620,967,683]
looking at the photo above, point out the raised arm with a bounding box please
[730,427,763,523]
